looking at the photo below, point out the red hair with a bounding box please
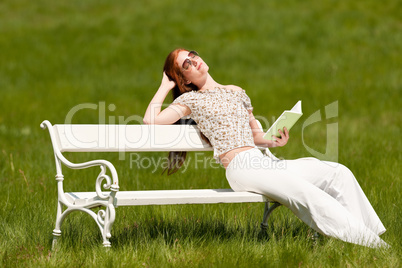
[163,48,198,101]
[162,48,208,175]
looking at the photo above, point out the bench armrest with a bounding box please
[41,120,119,197]
[60,157,120,195]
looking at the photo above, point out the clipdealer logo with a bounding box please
[62,100,339,168]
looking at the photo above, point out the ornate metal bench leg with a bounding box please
[51,200,64,250]
[52,229,62,250]
[260,201,281,231]
[98,204,116,248]
[51,203,116,249]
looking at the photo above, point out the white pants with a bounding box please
[225,148,387,248]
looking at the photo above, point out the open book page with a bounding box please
[263,101,303,140]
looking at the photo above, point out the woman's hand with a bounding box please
[143,72,184,125]
[160,72,176,91]
[272,127,289,147]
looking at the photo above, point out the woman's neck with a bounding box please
[193,74,223,91]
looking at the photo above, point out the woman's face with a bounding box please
[176,50,209,83]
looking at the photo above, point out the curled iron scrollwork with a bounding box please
[95,165,113,199]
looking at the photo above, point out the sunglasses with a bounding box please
[182,51,199,70]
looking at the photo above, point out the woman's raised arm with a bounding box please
[143,72,190,125]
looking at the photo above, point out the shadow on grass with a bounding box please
[107,215,315,248]
[49,206,320,250]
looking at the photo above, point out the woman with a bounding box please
[143,48,388,248]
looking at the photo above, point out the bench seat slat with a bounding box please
[66,189,268,206]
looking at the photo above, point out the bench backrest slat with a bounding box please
[54,124,213,152]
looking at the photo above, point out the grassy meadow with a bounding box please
[0,0,401,267]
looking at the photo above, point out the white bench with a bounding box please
[41,120,281,248]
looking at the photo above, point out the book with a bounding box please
[263,101,303,140]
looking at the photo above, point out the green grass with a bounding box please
[0,0,401,267]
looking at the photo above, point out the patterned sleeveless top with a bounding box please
[172,87,255,163]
